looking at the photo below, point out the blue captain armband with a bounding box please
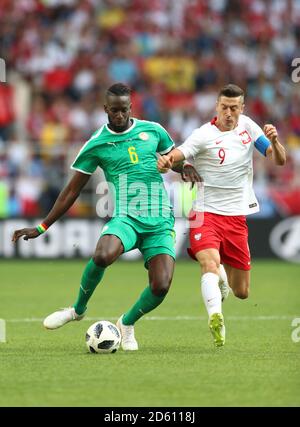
[254,135,271,156]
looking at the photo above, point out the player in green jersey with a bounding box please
[12,83,178,351]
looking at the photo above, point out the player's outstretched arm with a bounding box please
[12,171,90,242]
[264,124,286,166]
[157,148,202,187]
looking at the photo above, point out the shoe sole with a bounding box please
[43,323,64,330]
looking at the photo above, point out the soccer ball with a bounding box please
[86,320,121,354]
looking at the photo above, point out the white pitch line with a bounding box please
[5,315,297,323]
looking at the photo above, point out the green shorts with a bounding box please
[100,216,176,268]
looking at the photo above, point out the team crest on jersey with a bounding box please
[239,130,251,145]
[194,233,202,241]
[139,132,149,141]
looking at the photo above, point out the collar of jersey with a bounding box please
[105,118,136,135]
[211,116,241,133]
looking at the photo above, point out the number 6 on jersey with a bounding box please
[128,146,139,164]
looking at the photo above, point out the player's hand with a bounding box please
[12,228,40,242]
[264,124,278,144]
[157,154,174,173]
[181,165,203,189]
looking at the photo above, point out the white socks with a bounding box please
[201,272,222,317]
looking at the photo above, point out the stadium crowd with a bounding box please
[0,0,299,219]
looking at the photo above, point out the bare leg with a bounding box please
[223,264,250,299]
[148,254,175,296]
[117,254,175,351]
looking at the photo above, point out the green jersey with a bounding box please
[71,118,175,229]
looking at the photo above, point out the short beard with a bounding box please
[108,118,131,133]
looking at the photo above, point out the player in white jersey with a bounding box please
[158,84,286,347]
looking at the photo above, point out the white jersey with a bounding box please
[178,114,269,216]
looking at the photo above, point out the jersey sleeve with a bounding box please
[177,128,205,159]
[155,123,175,154]
[71,128,104,174]
[71,146,99,175]
[71,140,99,175]
[246,116,271,156]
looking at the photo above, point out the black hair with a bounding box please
[106,83,131,97]
[218,84,245,101]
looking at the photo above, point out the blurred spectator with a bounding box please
[0,83,15,142]
[108,45,140,86]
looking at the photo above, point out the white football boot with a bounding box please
[116,315,138,351]
[219,279,231,302]
[43,307,85,329]
[219,264,231,302]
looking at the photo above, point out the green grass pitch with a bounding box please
[0,259,299,407]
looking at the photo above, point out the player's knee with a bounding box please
[93,250,117,267]
[150,272,172,297]
[200,260,219,275]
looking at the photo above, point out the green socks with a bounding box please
[122,286,165,325]
[73,258,105,315]
[73,262,166,323]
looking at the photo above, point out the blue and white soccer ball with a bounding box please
[86,320,121,354]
